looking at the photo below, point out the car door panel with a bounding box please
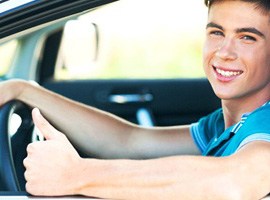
[43,78,221,126]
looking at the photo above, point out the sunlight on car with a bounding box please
[0,40,18,76]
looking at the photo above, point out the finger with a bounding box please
[32,108,61,140]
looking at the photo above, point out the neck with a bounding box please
[222,95,270,129]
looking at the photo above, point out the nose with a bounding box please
[215,38,237,60]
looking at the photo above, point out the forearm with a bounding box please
[9,80,136,156]
[74,156,241,200]
[9,80,198,158]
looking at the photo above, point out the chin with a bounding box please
[212,89,236,101]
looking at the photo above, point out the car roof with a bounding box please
[0,0,118,40]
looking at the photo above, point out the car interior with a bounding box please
[0,0,222,198]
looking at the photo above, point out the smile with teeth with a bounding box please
[215,67,243,77]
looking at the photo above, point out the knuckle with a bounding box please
[24,174,41,195]
[25,182,36,195]
[23,157,29,168]
[25,182,31,193]
[24,170,30,181]
[26,143,35,153]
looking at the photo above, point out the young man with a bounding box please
[0,0,270,199]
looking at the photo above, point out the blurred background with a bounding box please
[0,0,208,79]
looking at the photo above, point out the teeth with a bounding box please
[216,68,242,77]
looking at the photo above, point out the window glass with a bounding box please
[55,0,208,80]
[0,40,18,76]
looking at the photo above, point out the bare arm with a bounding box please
[24,109,270,199]
[77,142,270,200]
[1,79,200,158]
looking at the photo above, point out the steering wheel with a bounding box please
[0,100,33,191]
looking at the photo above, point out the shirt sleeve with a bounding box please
[235,133,270,152]
[190,122,207,153]
[190,108,223,154]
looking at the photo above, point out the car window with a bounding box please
[0,40,19,76]
[54,0,208,80]
[0,0,39,16]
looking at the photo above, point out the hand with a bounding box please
[24,108,82,196]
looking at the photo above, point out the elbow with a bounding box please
[210,184,245,200]
[224,185,259,200]
[209,172,249,200]
[218,175,259,200]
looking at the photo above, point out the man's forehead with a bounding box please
[207,2,270,38]
[207,0,270,16]
[208,1,270,25]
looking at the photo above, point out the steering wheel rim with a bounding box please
[0,100,33,191]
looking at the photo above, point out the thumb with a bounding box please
[32,108,62,140]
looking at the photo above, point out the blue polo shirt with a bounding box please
[190,101,270,156]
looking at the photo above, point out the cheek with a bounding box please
[237,45,257,59]
[202,41,216,70]
[244,51,270,84]
[244,48,270,71]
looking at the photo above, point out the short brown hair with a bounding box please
[205,0,270,14]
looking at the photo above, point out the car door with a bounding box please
[43,79,220,126]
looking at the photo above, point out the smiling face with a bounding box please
[203,1,270,104]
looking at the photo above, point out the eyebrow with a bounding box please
[206,22,266,39]
[236,27,265,39]
[206,22,223,30]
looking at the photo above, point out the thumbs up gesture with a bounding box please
[24,108,82,196]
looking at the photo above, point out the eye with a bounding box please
[241,35,256,42]
[208,30,224,37]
